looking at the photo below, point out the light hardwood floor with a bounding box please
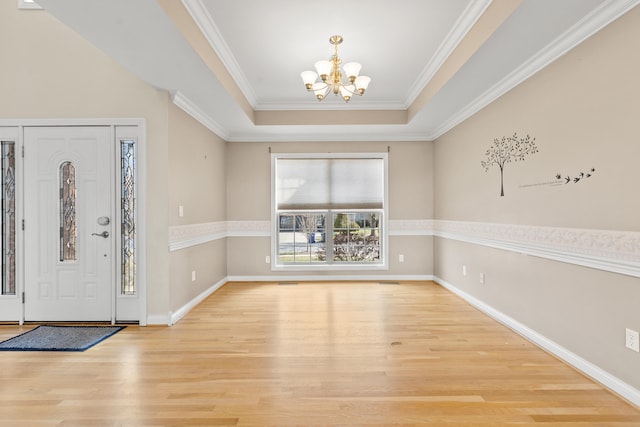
[1,281,639,426]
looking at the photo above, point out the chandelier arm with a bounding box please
[307,82,328,92]
[337,85,363,96]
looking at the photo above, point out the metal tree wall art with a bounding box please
[481,133,538,196]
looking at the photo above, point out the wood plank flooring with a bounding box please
[1,281,639,426]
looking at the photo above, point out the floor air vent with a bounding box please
[278,282,299,286]
[379,281,400,285]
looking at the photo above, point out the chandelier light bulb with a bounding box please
[301,35,371,102]
[339,85,356,102]
[301,70,318,89]
[314,60,332,81]
[342,62,362,82]
[354,76,371,94]
[312,82,329,101]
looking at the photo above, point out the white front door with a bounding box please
[24,126,113,321]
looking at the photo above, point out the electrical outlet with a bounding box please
[462,265,467,276]
[191,270,196,282]
[626,328,639,352]
[399,254,405,263]
[479,273,485,284]
[265,255,271,264]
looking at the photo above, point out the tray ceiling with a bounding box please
[34,0,638,141]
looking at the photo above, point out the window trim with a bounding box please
[271,152,389,271]
[18,0,42,10]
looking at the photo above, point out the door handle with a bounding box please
[91,231,110,238]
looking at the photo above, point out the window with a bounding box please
[120,140,137,295]
[1,142,15,295]
[59,161,77,262]
[273,154,387,269]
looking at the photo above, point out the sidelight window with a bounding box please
[1,142,15,295]
[120,140,136,295]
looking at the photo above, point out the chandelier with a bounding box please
[300,35,371,102]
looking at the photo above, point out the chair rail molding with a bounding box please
[169,219,640,277]
[434,220,640,278]
[169,220,271,251]
[389,219,434,236]
[169,221,228,251]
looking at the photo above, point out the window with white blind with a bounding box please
[272,153,388,269]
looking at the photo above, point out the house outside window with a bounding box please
[272,153,388,270]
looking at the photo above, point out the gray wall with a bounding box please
[168,102,227,313]
[226,140,434,278]
[433,7,640,390]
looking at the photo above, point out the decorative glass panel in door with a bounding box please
[59,161,77,262]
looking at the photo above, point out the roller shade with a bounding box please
[276,157,384,210]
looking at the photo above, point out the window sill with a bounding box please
[272,263,389,272]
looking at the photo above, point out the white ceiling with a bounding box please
[34,0,638,142]
[199,0,473,109]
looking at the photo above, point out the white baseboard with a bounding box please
[146,275,431,325]
[227,275,434,282]
[169,277,228,325]
[146,314,171,326]
[433,276,640,407]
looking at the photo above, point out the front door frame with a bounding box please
[0,118,147,325]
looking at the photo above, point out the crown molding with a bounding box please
[226,131,432,143]
[181,0,257,108]
[404,0,492,108]
[431,0,640,139]
[171,91,230,140]
[255,100,408,112]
